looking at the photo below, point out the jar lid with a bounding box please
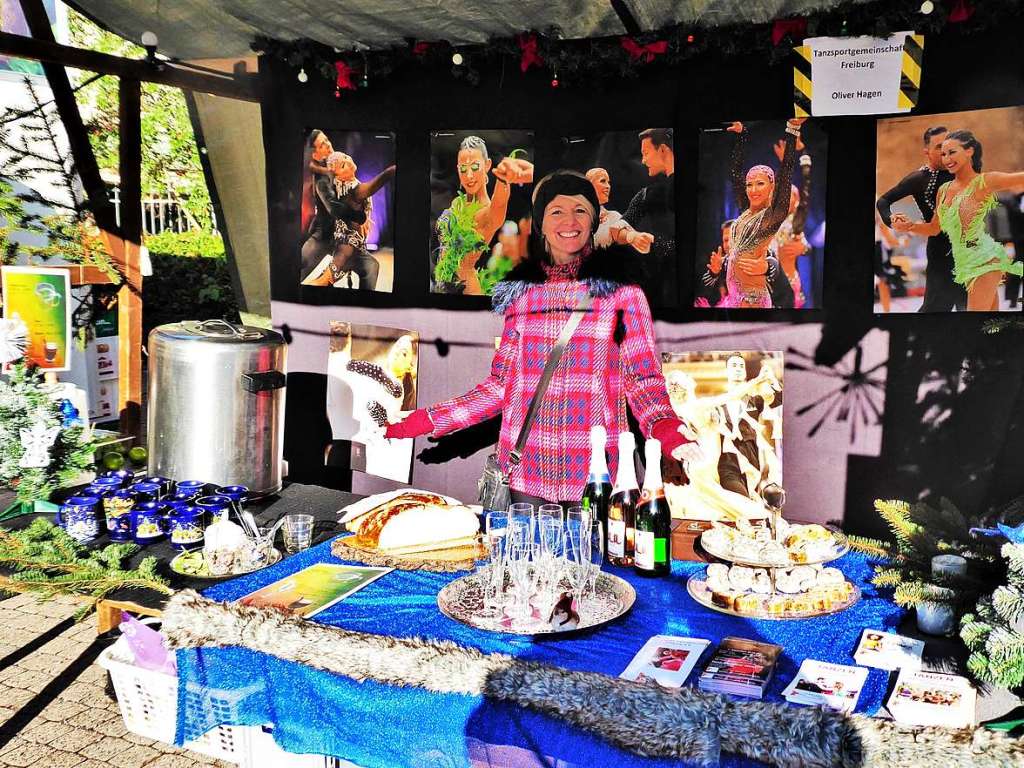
[153,320,282,345]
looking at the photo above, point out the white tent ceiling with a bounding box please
[69,0,868,60]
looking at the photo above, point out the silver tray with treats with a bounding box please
[687,570,860,620]
[437,571,635,635]
[699,522,849,568]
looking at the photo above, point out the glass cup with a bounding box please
[564,510,592,609]
[505,534,540,622]
[585,520,604,598]
[537,503,564,526]
[484,510,510,614]
[282,513,315,553]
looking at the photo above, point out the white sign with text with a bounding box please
[807,33,913,116]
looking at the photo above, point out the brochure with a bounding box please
[887,669,976,728]
[237,562,392,618]
[782,659,868,712]
[697,637,782,699]
[853,629,924,671]
[620,635,711,689]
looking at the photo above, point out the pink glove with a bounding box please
[384,409,434,440]
[651,418,704,464]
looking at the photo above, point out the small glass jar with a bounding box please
[91,474,127,491]
[104,489,137,541]
[175,480,207,498]
[167,504,205,550]
[215,485,249,517]
[194,494,232,519]
[60,495,101,543]
[141,475,174,497]
[129,481,163,503]
[98,469,134,487]
[131,501,166,545]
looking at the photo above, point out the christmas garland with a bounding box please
[251,0,1023,93]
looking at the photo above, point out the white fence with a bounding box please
[110,187,218,235]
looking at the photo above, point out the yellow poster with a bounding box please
[1,266,72,371]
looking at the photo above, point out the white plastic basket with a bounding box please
[245,725,364,768]
[97,636,249,764]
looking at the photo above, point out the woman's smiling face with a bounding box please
[541,194,594,259]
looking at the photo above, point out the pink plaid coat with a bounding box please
[428,251,674,502]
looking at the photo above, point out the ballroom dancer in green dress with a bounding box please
[893,130,1024,311]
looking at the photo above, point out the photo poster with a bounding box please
[429,130,535,296]
[0,0,63,78]
[694,119,828,310]
[661,351,784,521]
[1,265,72,371]
[326,322,419,483]
[874,105,1024,313]
[299,129,397,292]
[554,129,678,308]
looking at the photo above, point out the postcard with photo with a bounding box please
[299,129,396,292]
[887,669,975,728]
[782,659,868,712]
[698,637,782,699]
[237,563,392,619]
[620,635,711,689]
[853,629,924,671]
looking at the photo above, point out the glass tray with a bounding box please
[687,575,860,620]
[699,525,850,568]
[169,548,282,579]
[437,571,635,635]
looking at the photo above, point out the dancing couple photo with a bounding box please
[875,106,1024,313]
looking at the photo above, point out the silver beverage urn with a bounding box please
[147,320,286,497]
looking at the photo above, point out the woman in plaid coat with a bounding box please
[386,171,697,504]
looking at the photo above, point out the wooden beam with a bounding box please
[117,77,143,440]
[19,0,118,235]
[0,30,260,102]
[44,264,118,286]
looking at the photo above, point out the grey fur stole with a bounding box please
[161,591,1024,768]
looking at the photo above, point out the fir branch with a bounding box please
[846,534,892,560]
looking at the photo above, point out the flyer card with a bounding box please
[783,659,868,712]
[853,629,924,671]
[237,562,392,618]
[620,635,711,689]
[887,669,976,728]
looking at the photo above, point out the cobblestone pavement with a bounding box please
[0,591,232,768]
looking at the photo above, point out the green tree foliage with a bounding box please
[847,498,1005,609]
[67,10,213,230]
[0,362,96,503]
[962,541,1024,691]
[0,518,170,618]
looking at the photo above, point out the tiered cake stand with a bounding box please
[686,525,860,620]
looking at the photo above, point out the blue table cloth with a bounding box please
[176,539,903,768]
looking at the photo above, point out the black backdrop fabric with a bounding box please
[262,24,1024,535]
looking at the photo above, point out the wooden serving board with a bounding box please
[331,534,485,572]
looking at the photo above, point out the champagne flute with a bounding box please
[564,510,591,611]
[537,515,564,616]
[585,520,604,599]
[483,510,509,615]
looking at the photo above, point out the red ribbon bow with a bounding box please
[772,18,808,46]
[412,41,431,56]
[620,37,668,63]
[518,33,544,73]
[949,0,974,23]
[334,60,356,92]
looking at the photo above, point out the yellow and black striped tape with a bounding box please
[793,44,812,118]
[898,34,925,111]
[793,34,925,116]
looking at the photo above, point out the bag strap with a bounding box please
[509,291,594,466]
